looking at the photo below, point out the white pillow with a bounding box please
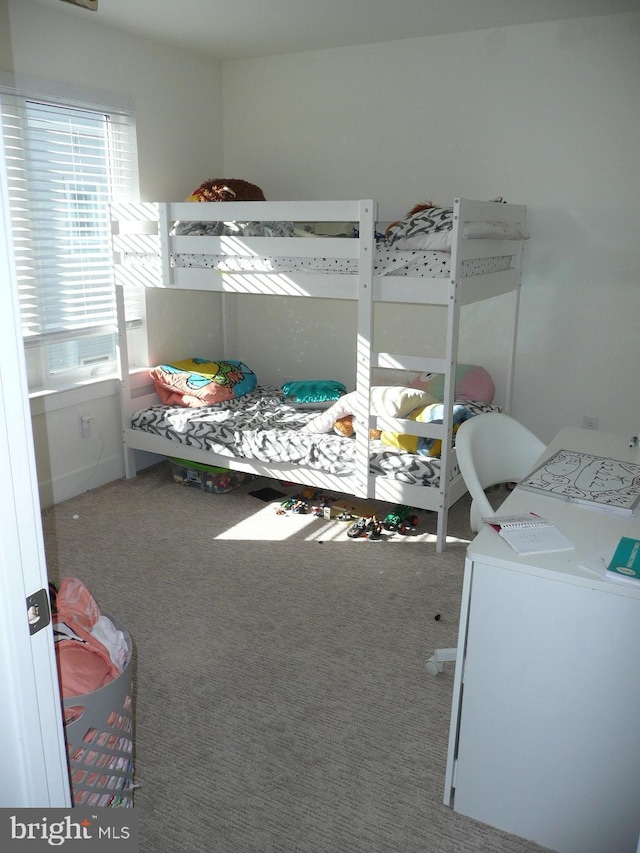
[304,386,434,433]
[370,386,435,417]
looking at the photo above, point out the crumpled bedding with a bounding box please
[171,219,297,238]
[131,386,498,486]
[171,219,358,239]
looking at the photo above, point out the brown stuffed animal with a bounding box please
[189,178,266,202]
[333,415,355,437]
[333,414,382,441]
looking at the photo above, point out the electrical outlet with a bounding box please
[582,415,599,431]
[78,413,92,438]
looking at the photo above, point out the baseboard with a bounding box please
[38,453,125,509]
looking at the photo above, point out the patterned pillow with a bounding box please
[282,379,346,408]
[385,206,454,251]
[150,358,256,408]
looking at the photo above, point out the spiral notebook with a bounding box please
[483,513,575,555]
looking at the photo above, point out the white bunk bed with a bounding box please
[111,197,527,552]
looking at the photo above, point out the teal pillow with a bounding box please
[282,379,347,408]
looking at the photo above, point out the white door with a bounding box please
[0,127,71,806]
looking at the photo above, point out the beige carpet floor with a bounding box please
[42,463,552,853]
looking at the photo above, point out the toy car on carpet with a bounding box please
[381,505,419,535]
[346,515,383,540]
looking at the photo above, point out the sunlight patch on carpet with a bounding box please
[215,498,471,544]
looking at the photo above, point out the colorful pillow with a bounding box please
[282,379,346,408]
[385,205,454,251]
[150,358,256,408]
[410,365,495,404]
[379,403,476,457]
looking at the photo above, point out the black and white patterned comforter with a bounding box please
[131,386,498,487]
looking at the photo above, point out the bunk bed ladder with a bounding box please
[353,200,377,499]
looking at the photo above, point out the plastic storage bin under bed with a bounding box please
[170,457,253,493]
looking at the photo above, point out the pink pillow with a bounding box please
[411,364,495,404]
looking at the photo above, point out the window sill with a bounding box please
[29,376,121,417]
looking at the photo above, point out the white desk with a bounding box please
[444,428,640,853]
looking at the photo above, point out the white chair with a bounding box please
[425,413,545,676]
[455,412,546,533]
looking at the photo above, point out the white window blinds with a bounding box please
[0,79,140,389]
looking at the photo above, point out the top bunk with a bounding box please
[111,197,528,307]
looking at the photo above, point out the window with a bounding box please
[0,77,140,391]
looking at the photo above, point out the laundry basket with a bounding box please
[63,618,134,807]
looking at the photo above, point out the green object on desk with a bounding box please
[606,536,640,583]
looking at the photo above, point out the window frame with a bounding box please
[0,73,142,394]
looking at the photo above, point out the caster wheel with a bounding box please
[425,657,443,676]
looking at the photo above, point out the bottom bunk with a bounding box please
[122,374,499,551]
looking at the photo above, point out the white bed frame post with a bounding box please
[353,200,377,499]
[158,203,173,287]
[503,224,525,414]
[111,201,164,480]
[435,199,464,551]
[114,281,137,479]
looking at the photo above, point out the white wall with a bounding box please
[6,5,640,504]
[221,13,640,444]
[0,0,13,72]
[7,0,226,505]
[8,1,222,203]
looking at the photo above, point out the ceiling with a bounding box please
[39,0,638,61]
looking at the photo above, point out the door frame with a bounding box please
[0,122,71,807]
